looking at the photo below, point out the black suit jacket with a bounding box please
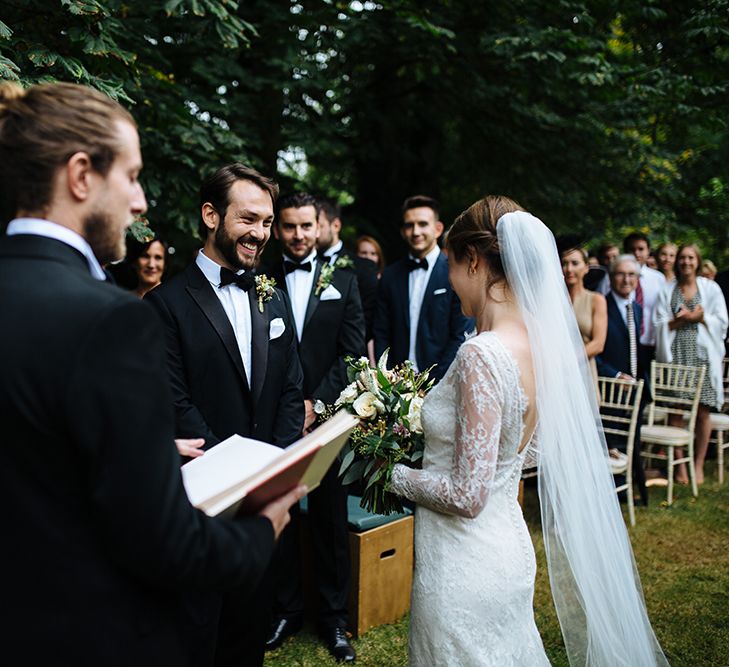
[373,252,473,381]
[0,234,274,666]
[145,262,304,449]
[324,248,378,342]
[267,259,366,404]
[596,293,651,400]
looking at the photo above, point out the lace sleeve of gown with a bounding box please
[389,340,503,518]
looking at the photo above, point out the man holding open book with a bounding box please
[0,82,304,666]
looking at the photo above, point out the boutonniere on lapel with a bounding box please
[334,255,354,270]
[315,256,351,296]
[254,274,276,312]
[314,262,335,296]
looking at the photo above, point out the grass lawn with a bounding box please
[265,466,729,666]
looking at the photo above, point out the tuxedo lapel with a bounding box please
[396,260,410,331]
[185,264,250,392]
[249,295,269,406]
[607,292,629,337]
[303,260,324,332]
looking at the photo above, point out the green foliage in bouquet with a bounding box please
[333,350,434,515]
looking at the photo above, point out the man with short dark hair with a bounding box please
[146,163,304,667]
[374,195,472,382]
[0,82,302,665]
[265,191,365,663]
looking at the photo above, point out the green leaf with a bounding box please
[339,446,355,475]
[0,55,20,80]
[0,20,13,40]
[164,0,186,14]
[342,459,366,486]
[27,48,58,68]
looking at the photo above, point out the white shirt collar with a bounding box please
[196,249,248,287]
[323,240,343,258]
[409,243,441,268]
[611,290,634,309]
[6,217,107,281]
[284,247,318,266]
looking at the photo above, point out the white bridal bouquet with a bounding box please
[331,351,434,514]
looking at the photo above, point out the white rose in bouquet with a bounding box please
[407,395,424,433]
[352,391,383,419]
[335,381,359,407]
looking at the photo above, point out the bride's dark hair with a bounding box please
[447,195,524,293]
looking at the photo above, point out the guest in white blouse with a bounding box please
[654,244,728,484]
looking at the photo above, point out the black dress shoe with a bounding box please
[265,617,302,651]
[322,626,356,663]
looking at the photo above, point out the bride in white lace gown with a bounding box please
[390,197,669,667]
[391,332,548,665]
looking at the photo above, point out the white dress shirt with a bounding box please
[408,244,441,370]
[284,248,318,342]
[635,265,664,346]
[196,250,252,383]
[321,239,343,265]
[6,218,107,280]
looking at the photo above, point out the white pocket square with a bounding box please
[269,317,285,340]
[433,288,447,296]
[319,285,342,301]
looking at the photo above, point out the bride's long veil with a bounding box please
[497,212,668,666]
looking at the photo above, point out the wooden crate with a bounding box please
[348,515,413,637]
[299,506,414,637]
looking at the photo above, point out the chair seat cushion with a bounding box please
[642,424,691,445]
[710,413,729,430]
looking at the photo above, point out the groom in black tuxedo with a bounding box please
[374,195,472,382]
[0,82,302,666]
[265,192,365,663]
[146,164,304,667]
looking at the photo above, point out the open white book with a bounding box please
[181,410,359,517]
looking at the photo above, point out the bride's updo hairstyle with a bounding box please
[447,195,525,294]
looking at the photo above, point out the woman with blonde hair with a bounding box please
[656,242,678,282]
[654,244,728,484]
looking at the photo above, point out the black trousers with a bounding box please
[180,565,273,667]
[273,462,350,630]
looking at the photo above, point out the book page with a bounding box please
[181,435,281,508]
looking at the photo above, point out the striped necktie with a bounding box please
[626,302,638,379]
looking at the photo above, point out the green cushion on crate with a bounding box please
[300,495,412,532]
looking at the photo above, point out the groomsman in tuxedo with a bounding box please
[316,197,378,342]
[596,254,651,504]
[146,163,304,667]
[0,81,302,666]
[265,192,365,663]
[374,195,472,382]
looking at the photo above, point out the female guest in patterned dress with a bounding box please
[654,244,728,484]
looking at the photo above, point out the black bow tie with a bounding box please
[219,267,255,291]
[284,260,312,274]
[317,252,333,264]
[407,258,428,272]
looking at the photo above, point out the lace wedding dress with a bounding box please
[390,332,550,666]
